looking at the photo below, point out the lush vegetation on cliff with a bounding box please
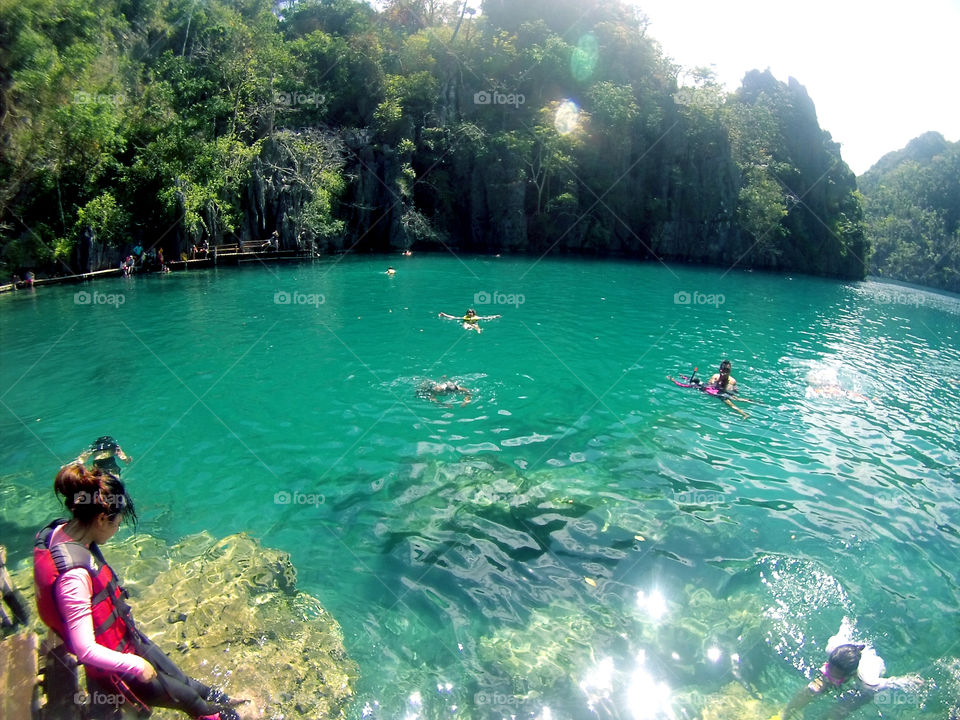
[858,132,960,293]
[1,0,867,278]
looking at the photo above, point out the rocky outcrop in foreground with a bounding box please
[10,530,356,720]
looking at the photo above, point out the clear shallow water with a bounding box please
[1,256,959,719]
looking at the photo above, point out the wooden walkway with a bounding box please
[1,250,315,294]
[0,631,39,719]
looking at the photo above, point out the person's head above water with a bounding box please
[824,643,865,683]
[466,309,476,317]
[88,436,124,474]
[55,462,137,528]
[719,359,732,374]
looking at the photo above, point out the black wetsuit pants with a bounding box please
[86,638,222,718]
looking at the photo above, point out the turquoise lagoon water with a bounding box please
[1,256,959,719]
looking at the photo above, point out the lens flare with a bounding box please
[580,657,615,713]
[627,652,674,720]
[571,33,599,82]
[636,588,667,620]
[554,100,580,135]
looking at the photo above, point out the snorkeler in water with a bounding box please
[775,621,923,720]
[417,378,471,406]
[77,436,131,475]
[706,359,737,393]
[438,309,501,334]
[705,360,766,418]
[669,361,760,418]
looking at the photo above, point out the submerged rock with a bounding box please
[10,530,357,720]
[475,580,776,717]
[698,682,775,720]
[478,603,606,696]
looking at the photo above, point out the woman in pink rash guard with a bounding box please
[34,463,245,720]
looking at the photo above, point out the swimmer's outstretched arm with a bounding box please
[475,314,501,321]
[822,690,873,720]
[780,677,825,719]
[438,312,459,320]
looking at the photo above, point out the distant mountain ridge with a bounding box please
[858,132,960,293]
[862,131,951,179]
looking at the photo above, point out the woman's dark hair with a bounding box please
[827,644,865,678]
[54,463,137,526]
[719,359,732,373]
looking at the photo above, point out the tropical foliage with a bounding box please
[859,132,960,293]
[1,0,872,280]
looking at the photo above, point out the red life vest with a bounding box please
[33,519,140,670]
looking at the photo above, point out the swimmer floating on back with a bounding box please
[438,308,501,334]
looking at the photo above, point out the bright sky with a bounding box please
[633,0,960,174]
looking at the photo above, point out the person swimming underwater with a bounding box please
[417,378,472,406]
[774,620,923,720]
[77,436,131,475]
